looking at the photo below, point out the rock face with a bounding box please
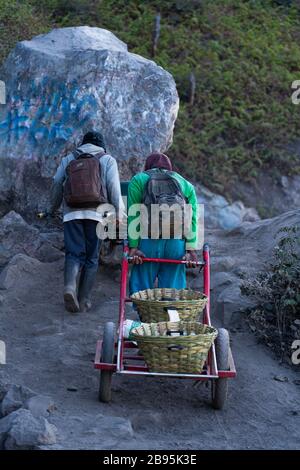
[197,185,260,230]
[0,211,63,267]
[231,171,300,218]
[0,26,179,216]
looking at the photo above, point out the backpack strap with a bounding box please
[71,148,86,160]
[144,168,164,175]
[73,148,106,160]
[93,150,106,160]
[144,168,177,182]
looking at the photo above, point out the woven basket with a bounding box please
[131,321,218,374]
[130,288,207,323]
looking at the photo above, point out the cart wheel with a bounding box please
[212,328,229,410]
[99,322,115,403]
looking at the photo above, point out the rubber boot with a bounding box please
[78,267,98,312]
[64,259,81,313]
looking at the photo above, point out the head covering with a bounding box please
[144,153,172,171]
[82,131,106,151]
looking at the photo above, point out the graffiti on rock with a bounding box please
[0,78,97,151]
[0,80,6,105]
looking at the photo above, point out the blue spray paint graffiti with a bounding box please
[0,80,5,105]
[0,78,97,152]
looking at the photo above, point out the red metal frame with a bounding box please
[94,242,236,381]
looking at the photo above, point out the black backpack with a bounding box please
[142,169,187,238]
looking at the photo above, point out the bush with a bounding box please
[0,0,47,64]
[241,226,300,361]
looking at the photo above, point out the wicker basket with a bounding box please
[130,288,207,323]
[131,321,218,374]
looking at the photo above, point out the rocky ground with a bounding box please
[0,210,300,450]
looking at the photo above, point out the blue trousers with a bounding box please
[129,239,186,295]
[64,220,101,269]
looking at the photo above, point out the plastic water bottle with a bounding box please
[123,320,144,339]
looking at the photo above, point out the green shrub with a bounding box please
[241,226,300,360]
[0,0,47,64]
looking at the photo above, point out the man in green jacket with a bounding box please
[128,153,199,295]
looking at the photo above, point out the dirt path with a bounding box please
[0,256,300,450]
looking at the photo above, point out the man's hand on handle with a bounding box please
[129,248,199,267]
[128,248,145,265]
[182,250,198,268]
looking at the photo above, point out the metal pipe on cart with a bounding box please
[202,243,218,376]
[117,242,129,372]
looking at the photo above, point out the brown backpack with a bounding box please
[64,149,107,208]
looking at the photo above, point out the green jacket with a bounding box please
[127,170,198,249]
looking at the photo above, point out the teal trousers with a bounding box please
[129,239,186,295]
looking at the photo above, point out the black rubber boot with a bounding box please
[64,259,81,313]
[78,267,98,313]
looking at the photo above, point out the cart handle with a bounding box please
[127,256,205,266]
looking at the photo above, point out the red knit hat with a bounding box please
[145,153,172,171]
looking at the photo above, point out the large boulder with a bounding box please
[0,409,57,450]
[0,26,179,216]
